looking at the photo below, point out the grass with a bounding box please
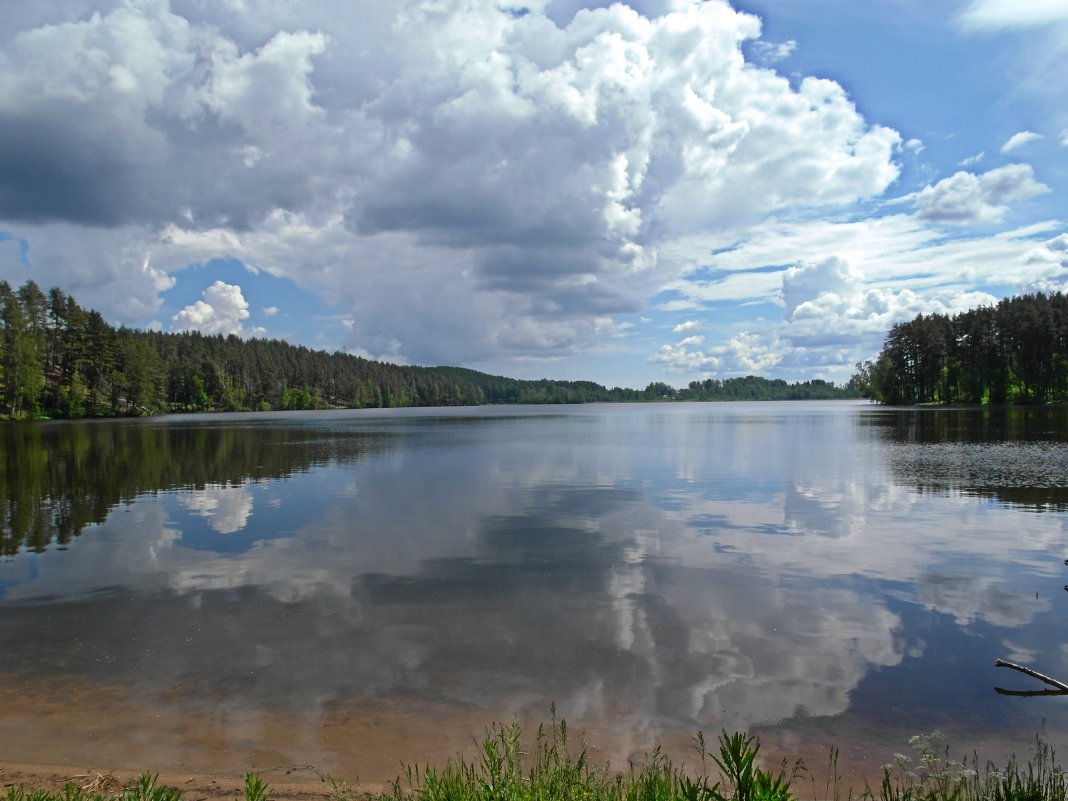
[4,716,1067,801]
[867,730,1068,801]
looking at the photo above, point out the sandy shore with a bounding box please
[0,761,378,801]
[0,729,893,801]
[0,677,1036,801]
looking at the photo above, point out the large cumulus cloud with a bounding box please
[171,279,259,336]
[0,0,902,365]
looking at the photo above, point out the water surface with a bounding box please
[2,402,1068,780]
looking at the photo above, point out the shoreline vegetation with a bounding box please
[0,280,857,421]
[3,717,1067,801]
[853,291,1068,407]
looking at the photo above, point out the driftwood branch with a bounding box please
[994,658,1068,693]
[995,686,1068,697]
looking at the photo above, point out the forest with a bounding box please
[0,279,856,418]
[853,291,1068,405]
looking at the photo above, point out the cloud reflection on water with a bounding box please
[178,483,254,534]
[1,405,1068,767]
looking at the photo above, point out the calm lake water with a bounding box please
[3,401,1068,781]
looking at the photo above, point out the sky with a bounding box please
[0,0,1066,389]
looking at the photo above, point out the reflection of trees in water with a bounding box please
[0,421,381,555]
[861,406,1068,444]
[862,408,1068,511]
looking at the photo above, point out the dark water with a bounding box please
[3,402,1068,779]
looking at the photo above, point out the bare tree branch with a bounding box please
[994,659,1068,692]
[994,686,1068,697]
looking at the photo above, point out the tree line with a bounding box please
[852,291,1068,405]
[1,279,856,419]
[672,376,855,401]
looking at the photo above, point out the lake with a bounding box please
[2,401,1068,783]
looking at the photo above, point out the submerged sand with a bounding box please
[0,762,345,801]
[0,671,1041,800]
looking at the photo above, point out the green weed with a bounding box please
[322,775,360,801]
[242,774,270,801]
[5,720,1068,801]
[704,731,801,801]
[3,774,181,801]
[121,774,181,801]
[865,729,1068,801]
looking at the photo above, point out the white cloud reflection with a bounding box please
[178,482,254,534]
[3,407,1066,759]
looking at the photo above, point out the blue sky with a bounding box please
[0,0,1065,388]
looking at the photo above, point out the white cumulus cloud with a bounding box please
[1,0,1065,385]
[912,164,1050,224]
[0,0,904,367]
[1019,233,1068,292]
[171,280,252,336]
[651,252,1000,379]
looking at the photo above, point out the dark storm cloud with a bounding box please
[0,103,334,231]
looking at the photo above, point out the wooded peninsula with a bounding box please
[1,280,856,419]
[853,290,1068,405]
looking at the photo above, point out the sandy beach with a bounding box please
[0,761,367,801]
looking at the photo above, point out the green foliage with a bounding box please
[242,773,270,801]
[4,787,49,801]
[362,723,1068,801]
[5,725,1068,801]
[677,377,858,402]
[1,279,45,417]
[394,711,610,801]
[707,731,799,801]
[55,372,87,418]
[3,773,182,801]
[355,714,799,801]
[322,776,359,801]
[122,774,182,801]
[0,279,854,419]
[866,730,1068,801]
[857,291,1068,405]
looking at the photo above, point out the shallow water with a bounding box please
[2,401,1068,781]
